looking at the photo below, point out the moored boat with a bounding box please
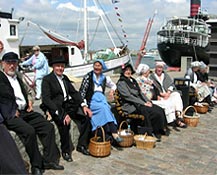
[1,1,131,78]
[157,0,210,67]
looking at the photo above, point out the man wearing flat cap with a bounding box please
[41,56,92,162]
[0,52,64,175]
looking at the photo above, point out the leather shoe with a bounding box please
[31,167,43,175]
[76,146,89,155]
[62,152,73,162]
[43,162,64,170]
[152,133,161,142]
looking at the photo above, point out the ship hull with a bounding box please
[157,42,209,67]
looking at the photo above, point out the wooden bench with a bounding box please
[113,90,145,121]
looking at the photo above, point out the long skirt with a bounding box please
[0,124,27,174]
[90,92,117,131]
[135,104,167,135]
[152,100,176,123]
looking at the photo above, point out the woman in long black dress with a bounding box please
[116,63,169,139]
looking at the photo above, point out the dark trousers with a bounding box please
[5,111,60,169]
[54,112,91,154]
[0,124,27,174]
[72,114,91,148]
[53,119,72,154]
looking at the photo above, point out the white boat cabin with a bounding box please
[0,11,20,60]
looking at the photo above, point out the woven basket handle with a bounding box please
[182,105,197,116]
[94,126,106,142]
[118,120,128,132]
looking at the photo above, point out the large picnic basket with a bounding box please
[183,106,200,127]
[118,121,134,147]
[193,102,209,114]
[134,133,157,150]
[88,127,111,157]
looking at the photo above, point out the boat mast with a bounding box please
[92,0,117,49]
[84,0,88,60]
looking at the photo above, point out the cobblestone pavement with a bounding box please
[31,76,217,175]
[38,103,217,175]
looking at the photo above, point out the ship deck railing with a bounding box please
[157,35,209,47]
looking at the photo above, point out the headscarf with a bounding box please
[155,61,165,68]
[191,61,201,68]
[93,59,107,71]
[136,64,150,75]
[200,61,207,69]
[93,59,107,86]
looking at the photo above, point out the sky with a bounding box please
[0,0,216,51]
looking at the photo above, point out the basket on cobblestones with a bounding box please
[183,106,200,127]
[193,102,209,114]
[89,126,111,157]
[134,133,156,150]
[118,121,134,147]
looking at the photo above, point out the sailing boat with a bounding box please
[20,0,131,78]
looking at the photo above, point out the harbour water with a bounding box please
[131,55,158,69]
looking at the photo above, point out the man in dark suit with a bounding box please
[0,92,27,174]
[41,56,92,162]
[0,52,64,175]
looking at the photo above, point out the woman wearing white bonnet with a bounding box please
[149,61,187,128]
[185,60,212,105]
[155,61,166,68]
[191,61,201,68]
[136,64,153,100]
[136,64,150,75]
[136,63,181,128]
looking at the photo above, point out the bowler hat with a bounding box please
[2,52,19,62]
[49,56,67,66]
[122,63,135,74]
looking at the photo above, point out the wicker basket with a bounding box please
[118,121,134,147]
[183,106,200,127]
[134,134,156,150]
[194,102,209,114]
[88,127,111,157]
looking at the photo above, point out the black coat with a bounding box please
[0,71,29,122]
[41,71,83,119]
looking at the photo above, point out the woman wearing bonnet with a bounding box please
[136,64,182,129]
[79,59,123,146]
[117,63,169,140]
[149,62,187,128]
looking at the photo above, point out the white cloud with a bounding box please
[57,2,103,15]
[57,2,81,12]
[1,0,216,51]
[164,0,186,3]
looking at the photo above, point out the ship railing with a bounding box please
[157,35,209,47]
[161,25,209,35]
[162,21,209,35]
